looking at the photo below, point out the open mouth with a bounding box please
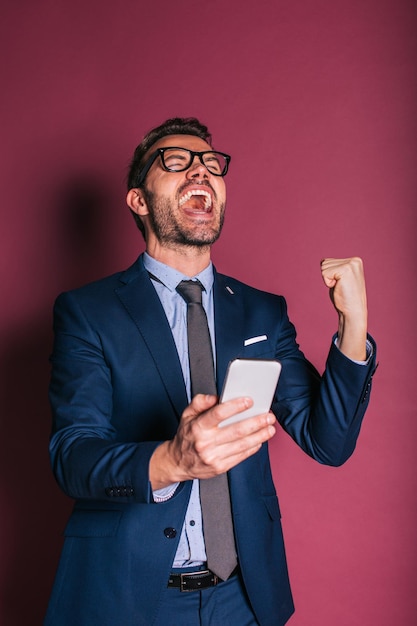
[178,189,212,212]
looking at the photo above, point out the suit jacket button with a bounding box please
[164,527,177,539]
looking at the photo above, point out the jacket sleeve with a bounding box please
[272,297,377,466]
[48,290,178,504]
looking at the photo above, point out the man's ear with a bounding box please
[126,188,149,217]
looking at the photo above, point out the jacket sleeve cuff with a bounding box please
[333,336,374,365]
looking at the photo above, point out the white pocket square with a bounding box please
[244,335,268,347]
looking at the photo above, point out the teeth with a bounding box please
[179,189,212,209]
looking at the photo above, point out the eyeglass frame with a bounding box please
[135,147,231,187]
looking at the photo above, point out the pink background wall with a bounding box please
[1,1,416,624]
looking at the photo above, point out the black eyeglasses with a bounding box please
[136,147,231,187]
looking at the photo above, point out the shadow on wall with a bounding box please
[0,176,113,625]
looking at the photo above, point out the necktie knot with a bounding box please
[176,280,204,305]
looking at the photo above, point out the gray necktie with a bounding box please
[176,280,237,581]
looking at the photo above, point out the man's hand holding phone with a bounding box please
[149,360,280,490]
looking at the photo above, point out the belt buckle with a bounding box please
[180,569,217,592]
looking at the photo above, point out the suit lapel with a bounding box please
[213,272,262,493]
[115,257,187,419]
[213,272,245,392]
[114,261,246,412]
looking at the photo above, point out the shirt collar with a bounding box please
[143,252,214,294]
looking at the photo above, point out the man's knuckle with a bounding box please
[194,439,205,455]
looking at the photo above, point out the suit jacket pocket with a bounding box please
[64,509,123,538]
[240,341,274,359]
[262,495,281,521]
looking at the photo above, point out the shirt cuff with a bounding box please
[153,483,179,502]
[334,337,373,365]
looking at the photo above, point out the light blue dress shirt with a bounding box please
[143,252,213,567]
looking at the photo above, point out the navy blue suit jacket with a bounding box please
[45,254,377,626]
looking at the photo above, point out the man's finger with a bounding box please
[181,394,218,421]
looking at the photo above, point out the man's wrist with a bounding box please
[336,312,368,361]
[149,440,185,490]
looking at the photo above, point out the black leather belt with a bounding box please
[167,569,220,592]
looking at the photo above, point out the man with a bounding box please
[45,117,377,626]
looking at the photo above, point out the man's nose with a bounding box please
[186,156,209,178]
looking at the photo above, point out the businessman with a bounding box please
[45,117,377,626]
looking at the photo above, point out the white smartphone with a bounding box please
[218,358,282,428]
